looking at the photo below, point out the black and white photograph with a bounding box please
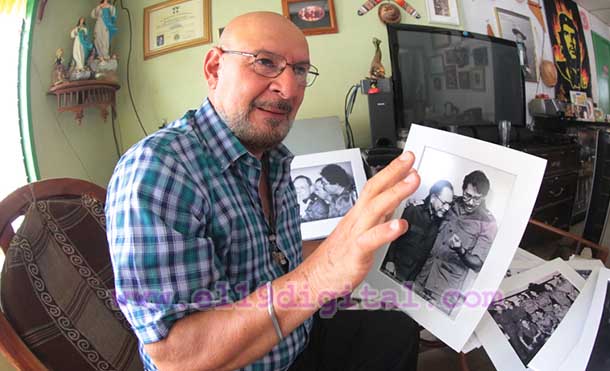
[380,165,507,317]
[290,149,366,240]
[488,273,579,365]
[557,268,610,371]
[365,125,547,351]
[495,7,539,82]
[476,259,586,371]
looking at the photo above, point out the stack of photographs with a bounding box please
[475,258,591,371]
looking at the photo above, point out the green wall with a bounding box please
[28,0,122,187]
[114,0,431,151]
[592,32,610,114]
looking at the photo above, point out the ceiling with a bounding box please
[574,0,610,27]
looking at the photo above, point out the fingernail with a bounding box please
[404,170,417,183]
[399,151,411,161]
[390,219,400,231]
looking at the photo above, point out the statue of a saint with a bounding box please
[70,17,94,71]
[52,48,68,85]
[91,0,117,60]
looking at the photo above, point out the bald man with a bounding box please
[106,12,420,371]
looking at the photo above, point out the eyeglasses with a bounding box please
[219,48,319,87]
[433,194,452,209]
[462,192,482,204]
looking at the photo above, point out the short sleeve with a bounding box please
[105,142,236,344]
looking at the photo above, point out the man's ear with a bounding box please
[203,47,221,90]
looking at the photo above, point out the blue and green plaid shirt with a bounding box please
[105,98,311,371]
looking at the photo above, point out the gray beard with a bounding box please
[217,101,294,154]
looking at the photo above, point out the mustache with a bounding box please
[252,99,293,114]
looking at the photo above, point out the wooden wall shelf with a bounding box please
[47,80,120,124]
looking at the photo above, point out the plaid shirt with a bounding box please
[105,98,311,371]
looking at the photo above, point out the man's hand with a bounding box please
[301,151,420,301]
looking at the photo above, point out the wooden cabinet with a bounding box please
[517,143,580,246]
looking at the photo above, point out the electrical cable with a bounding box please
[111,108,121,159]
[344,84,359,148]
[117,0,148,136]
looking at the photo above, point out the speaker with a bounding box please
[362,79,397,147]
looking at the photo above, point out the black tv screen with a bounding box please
[388,24,525,129]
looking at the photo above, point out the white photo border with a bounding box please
[558,268,610,371]
[363,125,547,351]
[290,148,367,241]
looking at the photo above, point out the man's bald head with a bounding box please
[202,12,311,158]
[219,12,307,52]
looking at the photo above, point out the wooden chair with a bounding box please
[0,178,142,370]
[527,218,609,263]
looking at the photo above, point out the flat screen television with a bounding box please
[388,24,525,130]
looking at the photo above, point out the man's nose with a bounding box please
[269,67,303,98]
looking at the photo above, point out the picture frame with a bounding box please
[495,7,538,82]
[362,125,547,351]
[569,90,588,106]
[475,258,587,371]
[425,0,461,26]
[281,0,338,36]
[471,68,486,91]
[290,149,366,240]
[144,0,211,60]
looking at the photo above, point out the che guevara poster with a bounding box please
[543,0,592,101]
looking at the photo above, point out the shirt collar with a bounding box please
[193,98,294,172]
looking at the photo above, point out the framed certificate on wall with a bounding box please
[144,0,211,60]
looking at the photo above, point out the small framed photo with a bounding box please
[569,90,588,106]
[476,258,587,371]
[471,68,486,91]
[282,0,338,36]
[495,7,538,82]
[425,0,461,26]
[363,125,547,351]
[290,149,366,240]
[144,0,212,60]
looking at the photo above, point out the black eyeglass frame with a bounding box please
[218,48,319,87]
